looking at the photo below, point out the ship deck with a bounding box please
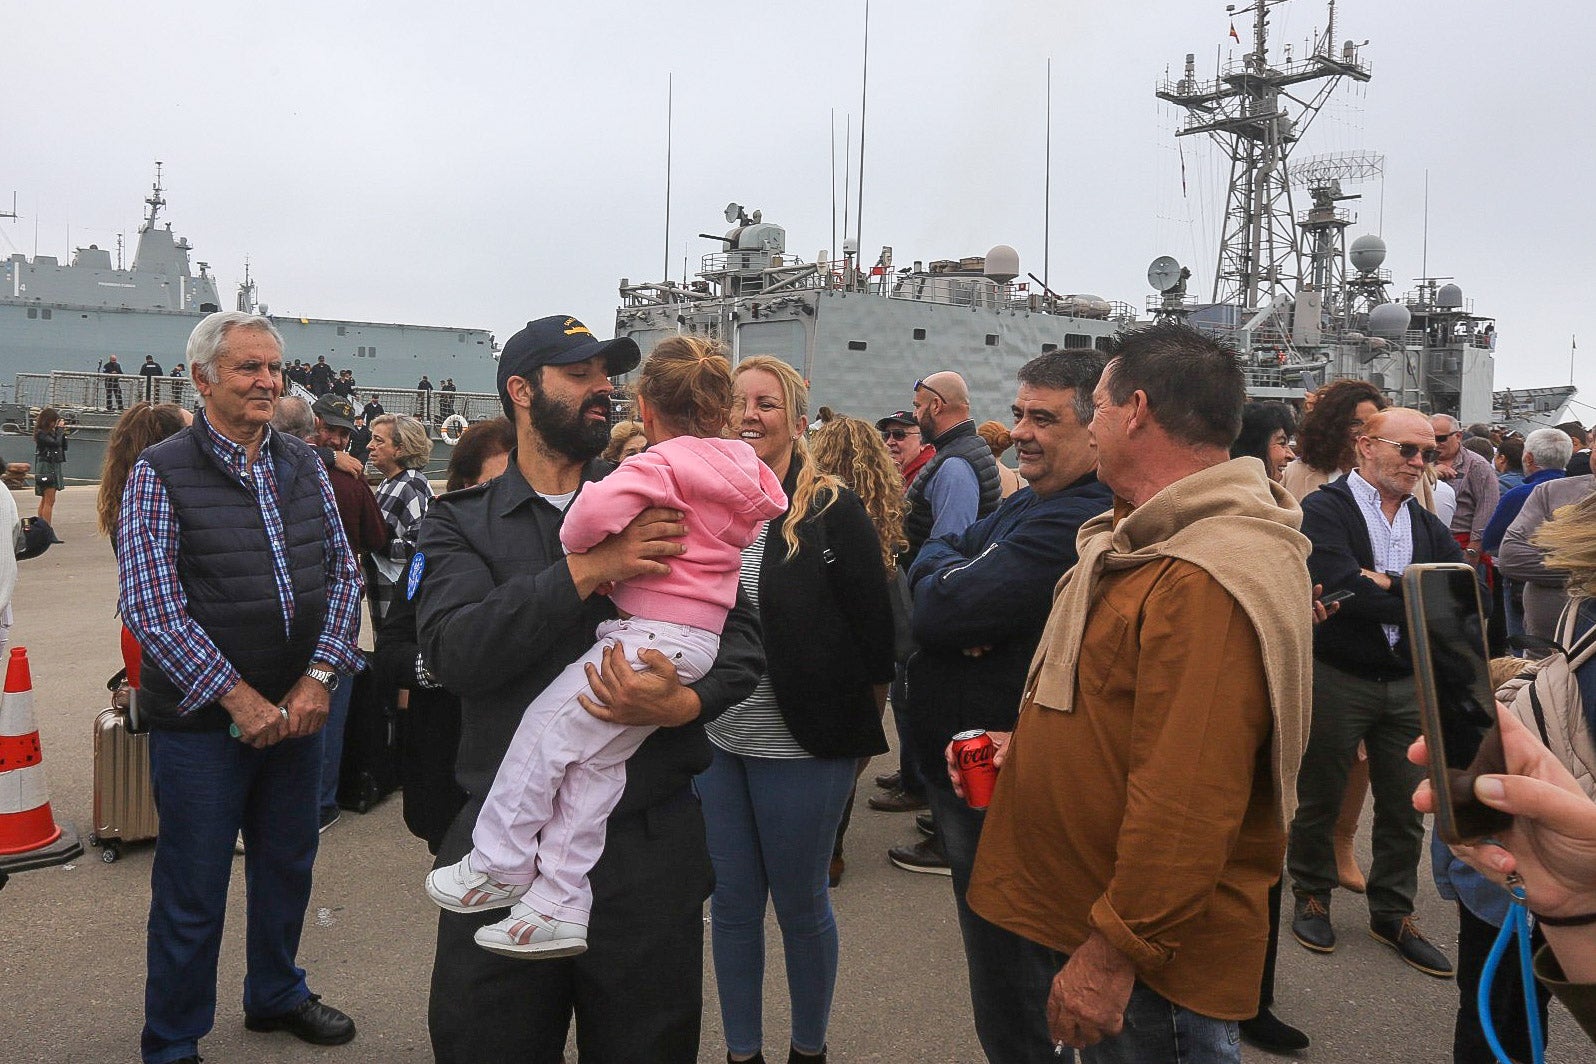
[0,490,1582,1061]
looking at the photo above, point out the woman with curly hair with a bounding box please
[808,415,908,574]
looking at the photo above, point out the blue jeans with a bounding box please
[142,728,322,1064]
[695,747,856,1057]
[927,782,1062,1063]
[1079,982,1241,1064]
[318,668,358,819]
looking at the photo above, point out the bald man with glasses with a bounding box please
[1286,408,1464,978]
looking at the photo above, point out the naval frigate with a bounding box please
[612,0,1574,433]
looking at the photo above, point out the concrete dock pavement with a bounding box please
[0,489,1581,1061]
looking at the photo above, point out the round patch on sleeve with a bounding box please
[406,552,426,601]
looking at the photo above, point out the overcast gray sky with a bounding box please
[8,0,1592,418]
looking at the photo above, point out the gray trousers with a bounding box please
[1287,659,1426,920]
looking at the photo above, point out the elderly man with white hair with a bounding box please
[1482,427,1574,637]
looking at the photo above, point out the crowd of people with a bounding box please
[92,308,1596,1064]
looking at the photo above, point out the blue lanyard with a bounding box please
[1477,876,1545,1064]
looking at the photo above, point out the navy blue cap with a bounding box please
[497,316,640,417]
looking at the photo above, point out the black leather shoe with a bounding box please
[873,770,901,790]
[245,994,357,1045]
[1239,1006,1310,1053]
[1369,915,1453,978]
[1291,895,1335,953]
[915,812,936,837]
[888,835,951,876]
[788,1046,827,1063]
[867,788,928,813]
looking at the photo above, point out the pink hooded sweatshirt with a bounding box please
[560,436,788,634]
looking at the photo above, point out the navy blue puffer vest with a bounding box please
[901,421,1002,567]
[139,415,330,731]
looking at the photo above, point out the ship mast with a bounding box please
[1157,1,1369,318]
[141,161,166,234]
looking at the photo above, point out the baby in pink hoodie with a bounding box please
[426,341,786,960]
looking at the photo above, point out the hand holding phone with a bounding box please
[1402,563,1512,843]
[1319,588,1356,608]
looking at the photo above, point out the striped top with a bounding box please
[706,523,807,759]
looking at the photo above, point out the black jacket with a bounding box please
[905,473,1112,775]
[415,452,763,816]
[753,458,895,759]
[1303,474,1466,680]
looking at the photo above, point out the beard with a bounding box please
[530,385,611,462]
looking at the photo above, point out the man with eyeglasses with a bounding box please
[1286,407,1463,978]
[876,410,934,487]
[1431,413,1500,562]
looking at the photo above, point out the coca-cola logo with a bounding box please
[956,743,993,771]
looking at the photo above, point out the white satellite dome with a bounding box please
[1349,234,1387,275]
[1437,283,1464,308]
[984,245,1020,284]
[1368,302,1411,340]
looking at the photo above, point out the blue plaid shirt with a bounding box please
[116,419,364,714]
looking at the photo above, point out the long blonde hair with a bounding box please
[733,355,840,560]
[809,414,907,573]
[1534,492,1596,599]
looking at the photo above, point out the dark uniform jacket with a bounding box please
[414,451,764,817]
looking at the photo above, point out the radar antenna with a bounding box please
[1290,151,1383,312]
[1157,1,1370,313]
[141,161,167,233]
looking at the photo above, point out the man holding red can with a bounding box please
[964,324,1314,1063]
[903,350,1112,1063]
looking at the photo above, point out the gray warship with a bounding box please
[0,165,502,479]
[613,0,1574,433]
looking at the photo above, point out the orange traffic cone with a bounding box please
[0,646,82,873]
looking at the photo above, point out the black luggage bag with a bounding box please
[336,655,401,813]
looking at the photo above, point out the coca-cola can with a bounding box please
[951,729,998,809]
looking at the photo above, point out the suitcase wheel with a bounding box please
[100,843,121,864]
[88,834,101,847]
[354,774,379,814]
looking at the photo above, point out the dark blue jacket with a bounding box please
[1302,475,1465,681]
[904,472,1112,775]
[139,416,330,730]
[1482,467,1565,554]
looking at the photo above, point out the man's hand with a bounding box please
[1046,932,1137,1049]
[219,682,288,749]
[567,508,688,599]
[332,450,364,478]
[1359,568,1394,592]
[944,729,1012,800]
[281,671,332,738]
[1436,463,1460,480]
[578,642,701,727]
[1311,582,1341,625]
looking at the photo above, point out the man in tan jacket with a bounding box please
[966,323,1313,1062]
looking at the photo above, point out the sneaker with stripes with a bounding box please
[425,853,529,913]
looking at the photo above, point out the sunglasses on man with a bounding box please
[881,428,918,442]
[1371,436,1441,464]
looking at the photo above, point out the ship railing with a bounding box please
[357,387,499,428]
[10,371,197,413]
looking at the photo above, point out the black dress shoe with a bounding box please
[867,788,928,813]
[788,1046,827,1063]
[1369,915,1453,978]
[873,770,901,790]
[1291,895,1335,953]
[245,993,357,1045]
[915,812,936,837]
[1239,1006,1310,1053]
[888,835,951,876]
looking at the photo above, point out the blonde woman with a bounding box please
[701,356,895,1064]
[367,413,434,621]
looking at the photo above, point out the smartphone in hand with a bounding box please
[1402,563,1511,843]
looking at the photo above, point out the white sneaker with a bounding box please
[473,902,589,959]
[425,853,529,913]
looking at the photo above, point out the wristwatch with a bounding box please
[304,666,340,694]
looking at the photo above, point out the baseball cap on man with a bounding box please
[875,410,918,430]
[497,316,641,418]
[313,393,357,431]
